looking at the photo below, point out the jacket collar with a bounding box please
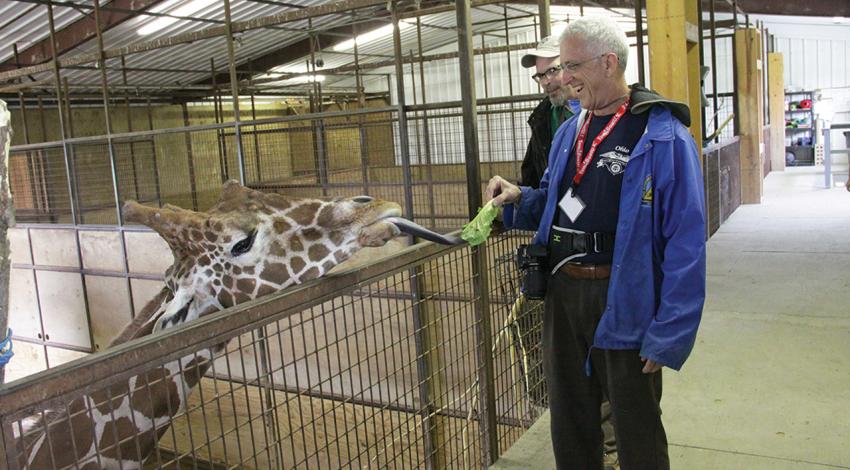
[629,83,691,127]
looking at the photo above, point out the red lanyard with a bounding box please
[572,97,631,187]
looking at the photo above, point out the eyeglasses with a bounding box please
[531,65,562,83]
[560,53,611,73]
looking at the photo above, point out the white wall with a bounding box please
[755,15,850,162]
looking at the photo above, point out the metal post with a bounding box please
[732,0,740,136]
[93,0,133,339]
[635,0,646,85]
[145,97,162,206]
[120,55,140,200]
[308,24,329,197]
[353,17,371,196]
[710,0,719,142]
[406,16,437,469]
[416,18,436,228]
[36,96,55,221]
[248,63,262,184]
[47,3,79,225]
[698,0,707,143]
[503,6,520,179]
[93,0,122,220]
[223,0,246,185]
[481,34,494,181]
[391,7,416,221]
[211,58,228,182]
[182,103,199,211]
[456,0,498,466]
[250,92,262,183]
[823,125,832,188]
[538,0,551,38]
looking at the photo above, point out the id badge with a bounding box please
[558,188,585,223]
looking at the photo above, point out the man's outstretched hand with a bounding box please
[485,175,521,207]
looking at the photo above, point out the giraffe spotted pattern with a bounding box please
[17,181,403,469]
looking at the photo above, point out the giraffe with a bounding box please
[15,180,416,469]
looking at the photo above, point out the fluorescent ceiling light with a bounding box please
[332,21,412,51]
[286,74,326,84]
[265,75,326,86]
[138,0,218,36]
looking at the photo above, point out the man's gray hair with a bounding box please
[559,17,629,73]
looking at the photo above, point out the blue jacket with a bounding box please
[504,101,706,371]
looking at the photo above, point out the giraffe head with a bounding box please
[123,180,402,332]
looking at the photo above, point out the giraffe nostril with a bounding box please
[352,196,373,204]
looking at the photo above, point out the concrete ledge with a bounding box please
[490,411,555,470]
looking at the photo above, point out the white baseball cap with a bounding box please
[520,35,561,68]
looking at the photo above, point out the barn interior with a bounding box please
[0,0,848,469]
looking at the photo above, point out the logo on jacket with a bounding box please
[641,175,653,204]
[597,151,629,175]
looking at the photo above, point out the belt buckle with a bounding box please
[592,232,602,253]
[570,232,586,254]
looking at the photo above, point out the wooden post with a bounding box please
[735,28,764,203]
[646,0,703,154]
[768,52,785,172]
[0,100,14,384]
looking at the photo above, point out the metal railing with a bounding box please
[822,123,850,189]
[0,230,545,469]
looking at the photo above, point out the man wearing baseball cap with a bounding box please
[520,34,619,470]
[520,35,580,189]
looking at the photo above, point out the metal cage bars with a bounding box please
[0,230,540,469]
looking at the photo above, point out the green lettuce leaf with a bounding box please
[461,200,499,246]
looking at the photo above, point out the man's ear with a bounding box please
[604,53,619,76]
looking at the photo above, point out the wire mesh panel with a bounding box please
[9,98,535,235]
[0,231,542,470]
[8,146,71,224]
[484,233,546,454]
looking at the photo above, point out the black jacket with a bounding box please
[521,98,556,189]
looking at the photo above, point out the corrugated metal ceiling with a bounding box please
[0,1,642,95]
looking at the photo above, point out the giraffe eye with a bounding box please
[231,230,256,256]
[352,196,373,204]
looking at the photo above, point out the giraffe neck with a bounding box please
[20,202,367,468]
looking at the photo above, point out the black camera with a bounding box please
[516,244,549,300]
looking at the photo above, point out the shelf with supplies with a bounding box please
[784,90,815,167]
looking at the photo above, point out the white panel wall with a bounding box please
[774,37,850,91]
[758,16,850,162]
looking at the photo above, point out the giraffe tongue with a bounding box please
[385,217,464,245]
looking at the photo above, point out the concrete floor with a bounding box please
[493,165,850,470]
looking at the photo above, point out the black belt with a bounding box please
[550,226,615,254]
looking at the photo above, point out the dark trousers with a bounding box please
[543,272,669,470]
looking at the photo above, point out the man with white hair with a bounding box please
[486,16,706,470]
[521,34,618,469]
